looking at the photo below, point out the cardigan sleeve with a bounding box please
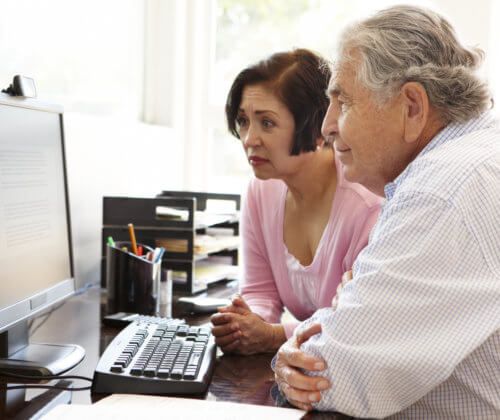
[239,180,284,324]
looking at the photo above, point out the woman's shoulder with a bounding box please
[246,176,286,202]
[335,155,383,210]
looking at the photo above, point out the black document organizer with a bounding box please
[101,191,240,295]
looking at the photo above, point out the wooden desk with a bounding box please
[5,285,351,419]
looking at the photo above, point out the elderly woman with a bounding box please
[210,49,382,355]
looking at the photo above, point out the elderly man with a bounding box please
[274,5,499,419]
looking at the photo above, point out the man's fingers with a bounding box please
[296,323,322,345]
[277,361,329,391]
[342,270,353,285]
[287,397,313,412]
[280,381,322,406]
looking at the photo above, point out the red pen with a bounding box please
[137,246,143,256]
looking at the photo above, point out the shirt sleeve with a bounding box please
[342,204,381,272]
[299,193,500,418]
[239,181,284,324]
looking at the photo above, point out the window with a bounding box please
[206,0,438,193]
[0,0,144,118]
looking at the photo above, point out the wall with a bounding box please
[64,113,183,289]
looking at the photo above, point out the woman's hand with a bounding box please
[210,294,286,355]
[331,270,353,311]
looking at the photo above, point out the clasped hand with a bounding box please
[210,294,284,355]
[274,270,353,411]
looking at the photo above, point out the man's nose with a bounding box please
[321,103,339,141]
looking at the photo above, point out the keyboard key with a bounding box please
[110,365,123,373]
[188,352,201,367]
[157,368,170,378]
[170,368,184,379]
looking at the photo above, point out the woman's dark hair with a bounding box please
[225,48,331,155]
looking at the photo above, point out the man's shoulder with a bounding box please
[399,125,499,203]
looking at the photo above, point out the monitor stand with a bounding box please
[0,321,85,377]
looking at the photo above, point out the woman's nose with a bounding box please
[242,124,261,147]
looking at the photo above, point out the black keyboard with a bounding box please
[92,319,216,395]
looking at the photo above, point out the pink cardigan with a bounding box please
[240,157,383,338]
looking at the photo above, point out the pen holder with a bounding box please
[106,241,161,315]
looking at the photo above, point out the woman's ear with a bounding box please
[316,137,326,150]
[401,82,429,144]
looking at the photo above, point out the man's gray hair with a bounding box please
[337,5,492,123]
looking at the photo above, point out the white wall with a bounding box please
[64,113,183,289]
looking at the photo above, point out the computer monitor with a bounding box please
[0,92,84,377]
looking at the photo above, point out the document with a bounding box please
[41,394,305,420]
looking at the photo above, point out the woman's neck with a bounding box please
[283,147,337,205]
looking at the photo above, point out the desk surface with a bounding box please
[17,285,351,419]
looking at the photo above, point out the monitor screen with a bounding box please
[0,94,74,334]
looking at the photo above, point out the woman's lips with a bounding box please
[249,156,269,166]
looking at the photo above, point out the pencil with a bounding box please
[128,223,139,255]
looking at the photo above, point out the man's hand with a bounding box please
[332,270,353,311]
[274,323,329,411]
[210,294,286,355]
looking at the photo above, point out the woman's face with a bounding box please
[237,84,307,180]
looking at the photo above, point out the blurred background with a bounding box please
[1,0,497,287]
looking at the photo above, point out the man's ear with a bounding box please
[401,82,429,144]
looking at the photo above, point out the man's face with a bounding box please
[321,55,408,195]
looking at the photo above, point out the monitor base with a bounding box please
[0,343,85,378]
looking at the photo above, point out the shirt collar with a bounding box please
[384,112,497,200]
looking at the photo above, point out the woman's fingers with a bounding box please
[231,294,251,310]
[214,330,241,347]
[220,339,240,353]
[211,321,239,338]
[210,312,234,325]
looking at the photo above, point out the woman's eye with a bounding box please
[262,119,274,128]
[236,116,248,129]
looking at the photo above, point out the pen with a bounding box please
[137,246,143,256]
[107,236,115,247]
[128,223,139,255]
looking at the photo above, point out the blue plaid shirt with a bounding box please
[298,112,500,418]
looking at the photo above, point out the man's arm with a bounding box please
[279,194,500,418]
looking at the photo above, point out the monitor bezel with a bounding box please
[0,92,75,335]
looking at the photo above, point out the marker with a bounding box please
[154,247,165,264]
[137,246,143,257]
[128,223,139,255]
[122,246,128,252]
[107,236,115,247]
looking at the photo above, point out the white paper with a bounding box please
[41,394,304,420]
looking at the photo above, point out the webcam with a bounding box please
[2,75,37,98]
